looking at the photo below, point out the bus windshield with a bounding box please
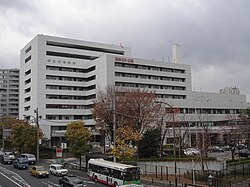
[123,169,140,181]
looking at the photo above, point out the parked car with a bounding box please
[184,148,200,156]
[59,175,86,187]
[13,158,29,169]
[4,152,15,160]
[236,144,248,150]
[235,149,250,157]
[0,155,12,164]
[30,166,49,178]
[20,153,36,165]
[49,164,68,176]
[208,146,224,153]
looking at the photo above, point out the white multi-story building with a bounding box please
[19,34,249,146]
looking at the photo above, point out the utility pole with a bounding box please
[155,101,177,187]
[2,126,4,150]
[35,108,40,162]
[113,93,116,162]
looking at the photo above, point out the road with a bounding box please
[0,161,104,187]
[0,171,21,187]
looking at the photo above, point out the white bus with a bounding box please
[88,158,140,186]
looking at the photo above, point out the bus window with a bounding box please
[123,171,140,181]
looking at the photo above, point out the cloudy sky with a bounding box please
[1,0,250,100]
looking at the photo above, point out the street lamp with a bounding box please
[155,100,177,187]
[23,107,41,162]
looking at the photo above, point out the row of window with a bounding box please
[25,94,96,103]
[0,108,18,112]
[115,82,186,91]
[46,65,95,73]
[156,94,186,99]
[0,84,19,88]
[46,75,95,82]
[0,70,19,74]
[1,103,18,107]
[0,99,18,102]
[0,94,18,97]
[115,72,185,82]
[46,41,124,55]
[46,115,92,120]
[46,104,92,109]
[46,84,95,91]
[46,51,98,60]
[115,62,185,74]
[179,108,239,114]
[48,59,76,65]
[0,79,19,83]
[46,94,95,101]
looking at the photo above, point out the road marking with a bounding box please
[0,166,31,187]
[0,171,26,187]
[42,181,60,187]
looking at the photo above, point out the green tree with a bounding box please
[65,121,91,170]
[12,124,37,153]
[0,116,15,148]
[138,128,161,158]
[10,118,40,153]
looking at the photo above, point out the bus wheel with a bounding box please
[114,182,118,187]
[94,176,98,182]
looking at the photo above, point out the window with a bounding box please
[25,46,31,53]
[25,78,31,84]
[25,87,31,93]
[25,55,31,63]
[24,97,31,102]
[24,106,30,111]
[25,69,31,76]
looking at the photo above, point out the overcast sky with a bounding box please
[1,0,250,100]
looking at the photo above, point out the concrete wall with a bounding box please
[138,160,225,175]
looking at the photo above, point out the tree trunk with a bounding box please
[79,155,82,170]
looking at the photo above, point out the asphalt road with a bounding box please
[0,160,104,187]
[0,171,21,187]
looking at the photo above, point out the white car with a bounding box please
[184,148,200,156]
[4,152,15,160]
[49,164,68,176]
[20,153,36,165]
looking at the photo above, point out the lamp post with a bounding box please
[155,101,177,187]
[107,93,116,162]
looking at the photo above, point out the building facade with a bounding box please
[19,35,249,146]
[0,69,19,118]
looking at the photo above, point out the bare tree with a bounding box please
[93,86,161,157]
